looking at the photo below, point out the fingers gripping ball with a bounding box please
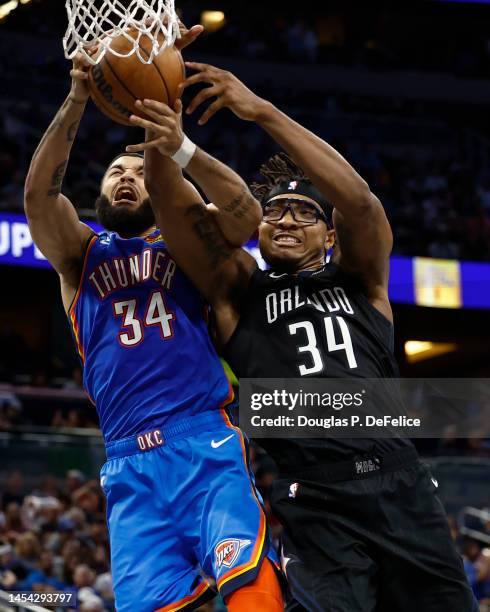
[88,28,185,126]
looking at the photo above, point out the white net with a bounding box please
[63,0,180,65]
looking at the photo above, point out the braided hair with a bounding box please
[251,152,333,226]
[251,152,308,202]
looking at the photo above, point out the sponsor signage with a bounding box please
[0,212,100,269]
[1,212,490,309]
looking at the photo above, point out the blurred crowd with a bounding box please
[0,470,113,611]
[3,463,490,610]
[0,445,279,611]
[0,326,82,389]
[451,515,490,609]
[1,2,490,261]
[4,1,490,78]
[2,95,490,261]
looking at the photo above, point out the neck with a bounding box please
[273,256,326,276]
[294,261,325,275]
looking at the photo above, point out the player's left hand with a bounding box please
[181,62,269,125]
[126,99,184,156]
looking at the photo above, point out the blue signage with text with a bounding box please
[2,212,490,309]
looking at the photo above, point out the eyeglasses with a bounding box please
[263,200,327,225]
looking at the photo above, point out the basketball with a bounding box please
[87,28,185,126]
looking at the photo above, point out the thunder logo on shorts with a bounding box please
[68,230,233,442]
[215,538,252,570]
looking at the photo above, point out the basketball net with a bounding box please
[63,0,180,65]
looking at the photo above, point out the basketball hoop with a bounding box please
[63,0,180,65]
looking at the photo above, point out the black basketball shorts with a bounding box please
[270,448,477,612]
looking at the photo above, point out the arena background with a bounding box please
[1,0,490,610]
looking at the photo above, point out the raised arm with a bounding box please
[182,63,392,310]
[127,99,262,247]
[24,53,94,309]
[125,102,257,342]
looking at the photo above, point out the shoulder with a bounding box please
[252,267,273,283]
[322,261,361,286]
[322,262,393,325]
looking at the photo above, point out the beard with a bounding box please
[95,194,155,238]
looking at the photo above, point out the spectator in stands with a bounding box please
[462,538,490,602]
[15,531,41,567]
[39,474,62,500]
[478,548,490,606]
[65,470,86,495]
[0,540,30,590]
[1,470,24,509]
[72,482,104,523]
[0,392,23,429]
[63,366,84,390]
[3,503,24,538]
[93,571,113,602]
[20,550,66,591]
[74,563,96,592]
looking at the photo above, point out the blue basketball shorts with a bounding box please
[100,409,279,612]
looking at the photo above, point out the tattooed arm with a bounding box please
[24,53,94,309]
[184,148,261,247]
[126,99,262,247]
[143,149,257,344]
[183,63,393,321]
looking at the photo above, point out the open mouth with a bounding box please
[273,233,301,245]
[113,185,138,205]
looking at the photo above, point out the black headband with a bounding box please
[264,180,332,220]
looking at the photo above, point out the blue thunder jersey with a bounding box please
[68,230,233,443]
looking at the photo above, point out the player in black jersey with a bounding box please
[133,63,476,611]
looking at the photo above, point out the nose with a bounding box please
[277,210,298,228]
[120,171,135,183]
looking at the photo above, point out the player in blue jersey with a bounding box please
[23,32,283,612]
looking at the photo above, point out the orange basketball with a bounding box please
[87,28,185,126]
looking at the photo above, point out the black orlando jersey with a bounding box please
[224,263,413,468]
[226,263,397,379]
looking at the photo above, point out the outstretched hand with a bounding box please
[126,99,184,156]
[69,46,98,103]
[174,21,204,51]
[180,62,269,125]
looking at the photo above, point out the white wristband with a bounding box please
[171,135,196,168]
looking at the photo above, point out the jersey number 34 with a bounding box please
[113,290,175,347]
[289,316,358,375]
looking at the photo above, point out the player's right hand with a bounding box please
[69,47,98,103]
[181,62,270,125]
[126,99,185,157]
[175,21,204,51]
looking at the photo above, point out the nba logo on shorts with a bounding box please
[215,538,251,570]
[289,483,299,498]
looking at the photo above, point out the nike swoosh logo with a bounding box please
[211,434,234,449]
[269,272,287,279]
[431,478,438,488]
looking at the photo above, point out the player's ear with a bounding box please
[325,228,336,251]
